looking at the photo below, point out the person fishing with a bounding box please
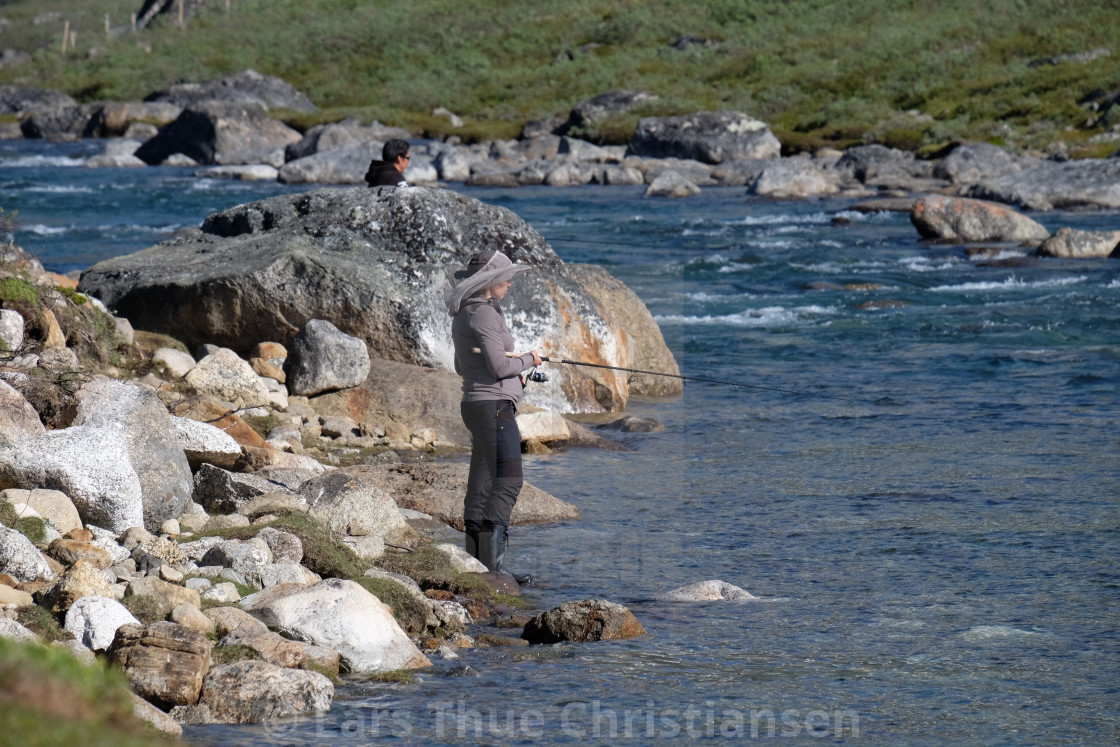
[444,250,542,584]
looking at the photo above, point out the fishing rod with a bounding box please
[472,348,865,403]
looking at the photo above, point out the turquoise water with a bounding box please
[3,140,1119,744]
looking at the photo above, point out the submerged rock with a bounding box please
[658,580,758,602]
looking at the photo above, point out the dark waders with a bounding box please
[461,399,525,579]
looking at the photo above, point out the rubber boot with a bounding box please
[485,525,533,586]
[464,529,480,560]
[477,530,499,573]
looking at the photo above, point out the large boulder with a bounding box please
[79,187,680,412]
[910,195,1051,243]
[278,142,379,184]
[144,69,316,112]
[0,424,145,533]
[19,104,98,140]
[627,111,781,164]
[134,102,302,166]
[241,578,431,673]
[285,121,409,162]
[84,101,183,138]
[1035,228,1120,258]
[72,379,194,531]
[174,660,332,724]
[171,416,242,470]
[183,347,271,409]
[521,599,646,643]
[834,144,917,185]
[107,621,211,710]
[965,158,1120,210]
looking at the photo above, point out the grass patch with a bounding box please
[0,0,1116,149]
[55,286,87,305]
[0,637,172,746]
[303,659,342,685]
[242,413,283,441]
[0,275,40,307]
[210,644,260,666]
[16,605,70,643]
[120,595,165,626]
[0,502,48,545]
[375,545,529,609]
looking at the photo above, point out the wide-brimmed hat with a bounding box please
[442,250,531,315]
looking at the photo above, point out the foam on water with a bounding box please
[656,304,836,327]
[930,275,1088,292]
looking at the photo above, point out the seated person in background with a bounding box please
[364,139,410,187]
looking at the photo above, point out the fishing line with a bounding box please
[472,348,869,404]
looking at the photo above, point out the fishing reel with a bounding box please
[526,370,549,383]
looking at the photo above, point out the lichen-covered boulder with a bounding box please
[78,187,679,412]
[172,660,332,724]
[910,195,1050,243]
[628,111,781,164]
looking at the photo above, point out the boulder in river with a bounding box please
[521,599,646,643]
[964,158,1120,210]
[1034,227,1120,258]
[78,187,680,412]
[134,102,302,166]
[910,195,1050,243]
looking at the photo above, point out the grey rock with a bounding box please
[628,111,781,164]
[0,85,76,114]
[0,424,144,532]
[64,595,140,651]
[279,141,380,185]
[184,348,271,409]
[834,144,918,185]
[200,539,272,588]
[285,319,370,397]
[658,579,758,602]
[192,464,290,515]
[20,104,99,141]
[299,468,413,542]
[1035,228,1120,258]
[560,90,656,136]
[175,660,332,724]
[0,618,38,643]
[645,170,701,198]
[932,143,1027,184]
[1,488,80,534]
[255,526,303,564]
[0,309,24,351]
[153,348,197,378]
[73,379,193,531]
[284,121,407,162]
[965,158,1120,210]
[911,195,1050,243]
[750,158,841,199]
[130,692,183,737]
[433,148,471,181]
[0,524,54,581]
[0,379,43,447]
[144,69,316,112]
[78,186,679,412]
[84,101,183,138]
[134,101,302,166]
[172,416,242,470]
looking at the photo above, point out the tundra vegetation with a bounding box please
[0,0,1117,155]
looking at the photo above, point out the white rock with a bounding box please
[658,579,758,602]
[63,595,140,651]
[0,618,38,643]
[0,309,24,351]
[242,578,431,673]
[151,347,196,378]
[161,518,181,535]
[0,525,54,581]
[196,164,280,181]
[184,348,271,409]
[646,170,701,198]
[0,379,43,447]
[515,411,571,444]
[434,543,487,573]
[171,416,242,469]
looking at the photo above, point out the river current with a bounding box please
[3,139,1118,744]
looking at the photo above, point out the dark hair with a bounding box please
[383,139,410,162]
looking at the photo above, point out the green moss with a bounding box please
[210,644,260,666]
[16,605,70,644]
[0,276,40,307]
[0,502,46,545]
[121,595,166,626]
[357,669,416,684]
[303,659,342,684]
[55,286,87,305]
[242,413,282,441]
[376,545,529,609]
[353,577,430,635]
[0,637,173,746]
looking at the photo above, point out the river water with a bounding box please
[3,139,1119,744]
